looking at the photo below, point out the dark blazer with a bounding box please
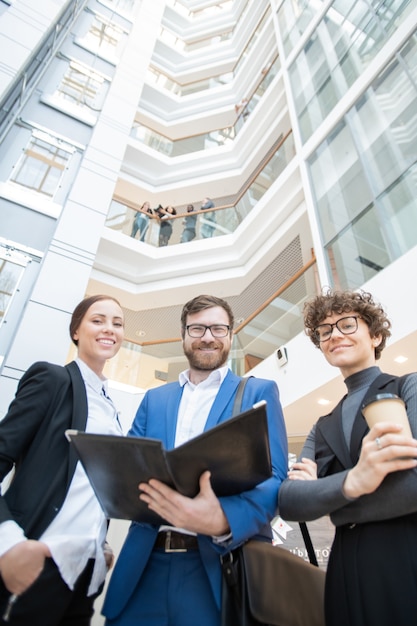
[315,372,409,478]
[0,361,88,539]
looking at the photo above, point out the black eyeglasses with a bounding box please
[186,324,230,338]
[314,316,361,343]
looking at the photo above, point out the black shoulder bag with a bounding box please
[220,378,326,626]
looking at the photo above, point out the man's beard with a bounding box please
[184,341,230,371]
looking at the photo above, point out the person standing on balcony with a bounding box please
[200,197,216,238]
[102,294,288,626]
[157,205,177,246]
[130,201,153,242]
[180,204,197,243]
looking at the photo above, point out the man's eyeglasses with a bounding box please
[186,324,230,338]
[314,316,361,343]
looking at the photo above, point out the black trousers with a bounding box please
[326,515,417,626]
[0,558,103,626]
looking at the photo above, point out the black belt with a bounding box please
[154,530,199,553]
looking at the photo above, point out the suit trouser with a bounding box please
[105,549,220,626]
[0,558,102,626]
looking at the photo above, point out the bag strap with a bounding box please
[299,521,318,566]
[232,376,319,567]
[232,377,251,417]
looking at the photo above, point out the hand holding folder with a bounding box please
[66,401,272,524]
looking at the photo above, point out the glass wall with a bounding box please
[287,0,413,142]
[277,0,324,57]
[308,31,417,289]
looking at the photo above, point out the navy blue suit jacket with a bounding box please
[102,371,288,620]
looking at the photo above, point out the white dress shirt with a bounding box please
[160,365,230,538]
[0,358,122,595]
[175,365,229,446]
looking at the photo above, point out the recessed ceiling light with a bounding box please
[135,330,146,337]
[394,355,408,364]
[317,398,331,405]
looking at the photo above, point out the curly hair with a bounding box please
[303,289,391,360]
[180,294,234,339]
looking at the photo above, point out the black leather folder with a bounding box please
[65,400,271,524]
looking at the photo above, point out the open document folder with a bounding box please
[65,400,272,524]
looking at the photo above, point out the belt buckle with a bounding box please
[165,530,187,553]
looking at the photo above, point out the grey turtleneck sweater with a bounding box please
[278,367,417,526]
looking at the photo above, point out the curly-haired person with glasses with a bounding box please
[279,289,417,626]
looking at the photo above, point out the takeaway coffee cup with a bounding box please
[362,393,413,439]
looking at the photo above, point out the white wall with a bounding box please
[250,245,417,407]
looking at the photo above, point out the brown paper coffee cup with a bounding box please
[362,393,412,439]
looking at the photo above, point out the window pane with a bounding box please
[327,168,417,290]
[0,253,25,327]
[309,121,373,242]
[289,0,413,142]
[80,13,125,58]
[57,61,108,111]
[11,135,72,197]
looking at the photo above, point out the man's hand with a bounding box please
[103,542,115,570]
[139,471,230,536]
[0,540,50,594]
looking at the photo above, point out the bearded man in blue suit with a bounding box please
[103,294,288,626]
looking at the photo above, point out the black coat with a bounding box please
[0,361,88,539]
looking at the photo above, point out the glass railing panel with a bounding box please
[147,66,235,95]
[155,205,241,243]
[130,123,173,155]
[235,132,296,221]
[130,122,236,156]
[106,202,242,244]
[106,199,132,232]
[103,259,319,387]
[234,5,271,76]
[184,30,233,52]
[234,264,318,362]
[158,23,234,52]
[132,54,280,157]
[181,72,235,95]
[147,47,276,97]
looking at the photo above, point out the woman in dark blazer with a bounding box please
[278,289,417,626]
[0,294,124,626]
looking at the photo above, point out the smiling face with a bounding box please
[182,305,232,384]
[73,299,124,376]
[319,312,382,379]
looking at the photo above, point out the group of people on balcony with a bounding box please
[129,198,216,246]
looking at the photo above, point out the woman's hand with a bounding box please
[288,457,317,480]
[0,540,50,594]
[343,422,417,499]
